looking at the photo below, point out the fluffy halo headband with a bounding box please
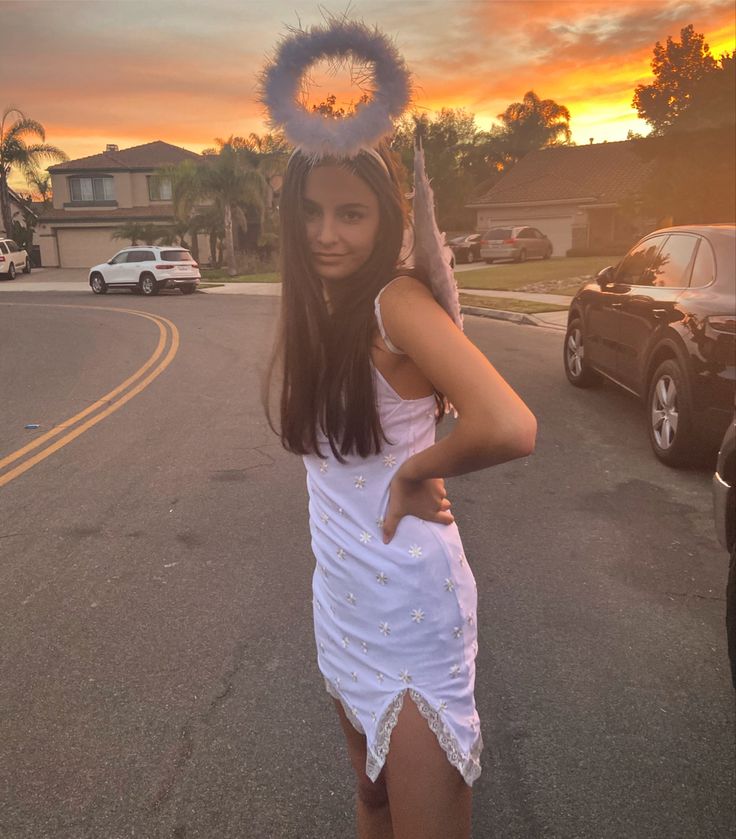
[259,19,412,159]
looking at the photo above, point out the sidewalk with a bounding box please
[1,270,570,330]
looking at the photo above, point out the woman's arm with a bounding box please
[379,275,537,542]
[381,275,537,480]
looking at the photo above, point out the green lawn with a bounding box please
[458,255,616,296]
[202,255,619,295]
[459,293,570,314]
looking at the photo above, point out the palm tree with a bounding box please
[154,159,204,257]
[497,91,572,164]
[0,105,67,234]
[28,172,52,205]
[111,221,162,246]
[198,142,269,276]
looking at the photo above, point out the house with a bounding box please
[38,141,204,268]
[466,140,655,256]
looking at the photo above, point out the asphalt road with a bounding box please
[1,291,733,839]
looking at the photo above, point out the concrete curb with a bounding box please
[461,305,567,331]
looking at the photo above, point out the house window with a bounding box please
[148,176,172,201]
[69,176,114,202]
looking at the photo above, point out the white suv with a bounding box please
[89,246,200,295]
[0,238,31,279]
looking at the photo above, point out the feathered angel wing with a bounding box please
[411,135,463,332]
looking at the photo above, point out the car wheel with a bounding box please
[516,249,527,263]
[563,318,600,388]
[543,247,552,260]
[180,284,197,295]
[466,249,475,264]
[90,273,107,294]
[8,262,16,280]
[140,273,159,296]
[647,358,695,466]
[23,258,31,274]
[484,258,494,265]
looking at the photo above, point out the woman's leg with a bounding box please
[382,695,472,839]
[333,699,394,839]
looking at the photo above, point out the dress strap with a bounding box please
[374,277,406,355]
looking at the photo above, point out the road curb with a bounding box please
[461,305,567,331]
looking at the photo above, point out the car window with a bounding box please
[7,241,18,252]
[0,242,7,254]
[615,235,667,284]
[643,234,698,288]
[109,252,128,264]
[689,239,715,288]
[485,228,511,239]
[160,250,193,261]
[125,250,155,263]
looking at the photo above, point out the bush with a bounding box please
[236,250,279,275]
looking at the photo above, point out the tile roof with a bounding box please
[49,140,201,172]
[38,204,175,223]
[468,140,654,207]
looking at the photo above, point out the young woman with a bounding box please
[265,143,537,839]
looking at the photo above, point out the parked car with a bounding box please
[0,238,31,279]
[88,246,200,296]
[713,417,736,687]
[448,233,482,264]
[563,224,736,465]
[479,226,553,263]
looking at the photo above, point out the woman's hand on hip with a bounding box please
[382,472,454,543]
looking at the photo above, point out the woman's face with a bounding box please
[302,163,380,282]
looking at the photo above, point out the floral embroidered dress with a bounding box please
[302,286,483,786]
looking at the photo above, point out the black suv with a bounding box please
[563,225,735,465]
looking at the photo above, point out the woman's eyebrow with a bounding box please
[336,202,371,210]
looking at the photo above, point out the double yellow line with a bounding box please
[0,304,180,488]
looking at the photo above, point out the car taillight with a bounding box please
[155,264,175,270]
[480,240,488,246]
[0,255,4,262]
[503,238,517,245]
[707,315,736,334]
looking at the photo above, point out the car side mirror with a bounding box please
[596,266,615,287]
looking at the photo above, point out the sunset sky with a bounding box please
[2,0,734,192]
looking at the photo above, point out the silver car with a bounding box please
[479,226,553,264]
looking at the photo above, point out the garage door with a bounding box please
[526,218,573,257]
[57,228,121,269]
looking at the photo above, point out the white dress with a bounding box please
[303,288,483,786]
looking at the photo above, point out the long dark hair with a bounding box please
[263,143,414,462]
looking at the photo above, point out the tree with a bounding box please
[111,221,162,246]
[633,25,724,135]
[0,105,66,235]
[631,25,735,223]
[199,141,269,276]
[496,91,571,163]
[391,109,493,230]
[154,159,204,257]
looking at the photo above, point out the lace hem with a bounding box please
[323,679,482,787]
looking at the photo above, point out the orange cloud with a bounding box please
[3,0,734,192]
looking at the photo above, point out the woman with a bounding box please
[265,141,537,839]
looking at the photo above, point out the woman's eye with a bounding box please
[303,205,321,219]
[342,211,365,223]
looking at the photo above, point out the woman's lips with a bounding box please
[313,253,346,259]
